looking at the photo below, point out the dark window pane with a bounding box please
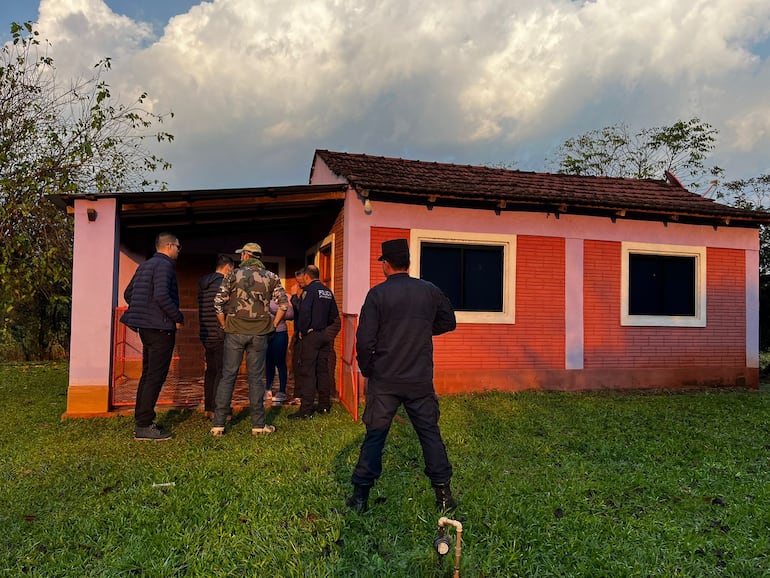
[463,247,503,311]
[421,245,462,308]
[628,253,695,316]
[421,243,503,312]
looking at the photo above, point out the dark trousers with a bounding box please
[202,340,224,412]
[135,328,176,428]
[294,330,332,414]
[352,391,453,487]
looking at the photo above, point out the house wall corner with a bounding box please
[64,198,119,418]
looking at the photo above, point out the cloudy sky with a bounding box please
[3,0,770,192]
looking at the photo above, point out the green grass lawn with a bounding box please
[3,363,770,576]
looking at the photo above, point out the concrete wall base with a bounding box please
[435,366,759,394]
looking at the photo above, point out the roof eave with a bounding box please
[357,186,770,228]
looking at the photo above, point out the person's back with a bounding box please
[357,273,454,390]
[197,254,234,415]
[220,263,281,334]
[198,271,225,343]
[122,252,181,331]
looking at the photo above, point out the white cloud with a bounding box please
[32,0,770,189]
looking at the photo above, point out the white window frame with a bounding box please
[621,242,707,327]
[410,229,516,324]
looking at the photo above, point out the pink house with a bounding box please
[55,150,770,418]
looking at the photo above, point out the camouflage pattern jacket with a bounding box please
[214,257,289,335]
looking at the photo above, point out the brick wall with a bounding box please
[330,209,345,387]
[369,227,409,288]
[369,229,566,371]
[584,241,746,369]
[435,235,565,370]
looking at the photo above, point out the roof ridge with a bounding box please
[316,149,672,185]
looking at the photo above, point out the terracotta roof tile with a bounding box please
[315,149,770,225]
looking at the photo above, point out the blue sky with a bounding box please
[2,0,770,192]
[0,1,197,39]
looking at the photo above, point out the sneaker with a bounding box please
[210,426,225,437]
[273,392,288,402]
[252,425,276,435]
[134,424,173,441]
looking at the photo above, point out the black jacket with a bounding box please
[120,253,183,331]
[356,273,456,391]
[198,271,225,343]
[296,280,339,336]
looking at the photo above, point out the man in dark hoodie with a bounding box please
[197,254,235,417]
[120,232,184,441]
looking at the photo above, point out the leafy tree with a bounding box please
[549,118,724,190]
[720,176,770,274]
[719,176,770,352]
[0,22,173,360]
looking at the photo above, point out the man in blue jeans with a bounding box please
[211,242,289,436]
[120,232,184,441]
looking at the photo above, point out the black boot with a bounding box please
[346,484,371,513]
[433,483,457,511]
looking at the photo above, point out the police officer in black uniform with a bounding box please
[289,264,339,419]
[346,238,458,513]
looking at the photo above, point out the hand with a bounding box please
[176,322,183,330]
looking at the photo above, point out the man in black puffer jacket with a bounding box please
[120,232,184,441]
[197,254,234,416]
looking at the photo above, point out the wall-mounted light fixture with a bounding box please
[87,208,98,222]
[358,189,373,214]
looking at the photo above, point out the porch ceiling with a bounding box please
[51,184,348,256]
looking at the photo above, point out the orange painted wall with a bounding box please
[583,241,746,369]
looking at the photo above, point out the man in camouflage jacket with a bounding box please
[210,242,289,436]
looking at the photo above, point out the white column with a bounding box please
[746,249,760,368]
[65,198,118,415]
[565,237,584,370]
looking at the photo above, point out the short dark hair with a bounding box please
[294,267,306,277]
[386,254,410,270]
[216,254,235,268]
[304,264,320,280]
[155,232,177,250]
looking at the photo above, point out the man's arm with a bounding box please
[272,282,289,328]
[432,289,456,336]
[124,274,135,303]
[328,292,340,326]
[214,275,231,328]
[355,291,379,377]
[155,263,184,325]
